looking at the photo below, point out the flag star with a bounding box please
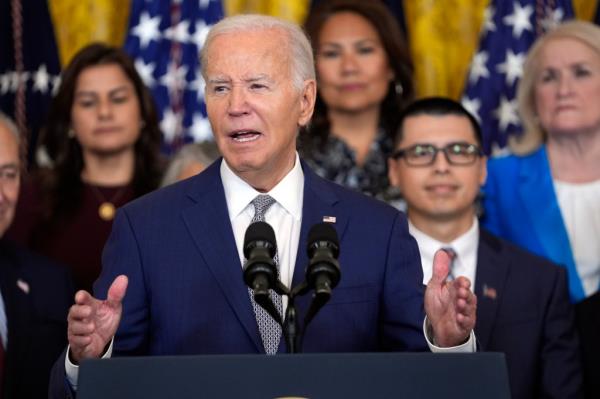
[159,62,189,93]
[51,75,61,95]
[503,2,533,38]
[160,109,181,143]
[191,21,211,50]
[540,7,564,32]
[135,58,156,87]
[461,97,481,122]
[32,64,50,93]
[468,51,490,84]
[482,6,496,33]
[0,73,11,95]
[199,0,212,9]
[189,113,213,142]
[496,49,525,86]
[131,11,162,49]
[494,96,520,131]
[189,71,205,101]
[164,19,190,43]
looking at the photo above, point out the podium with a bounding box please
[78,352,510,398]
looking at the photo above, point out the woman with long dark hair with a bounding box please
[300,0,413,207]
[8,43,164,292]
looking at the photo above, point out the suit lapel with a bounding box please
[474,230,509,349]
[181,161,263,352]
[0,242,33,385]
[517,147,584,301]
[291,162,349,290]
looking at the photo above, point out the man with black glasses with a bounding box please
[388,97,583,399]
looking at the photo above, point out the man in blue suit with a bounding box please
[55,15,477,395]
[388,97,583,398]
[0,113,74,398]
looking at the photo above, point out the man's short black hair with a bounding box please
[393,97,483,148]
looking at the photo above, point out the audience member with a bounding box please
[7,43,164,293]
[481,21,600,397]
[50,15,476,398]
[0,112,74,398]
[299,0,412,208]
[160,141,220,187]
[388,97,583,398]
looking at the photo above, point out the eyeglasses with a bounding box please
[391,142,483,166]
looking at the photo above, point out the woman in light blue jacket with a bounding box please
[483,21,600,304]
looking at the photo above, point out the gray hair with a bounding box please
[200,14,315,91]
[513,20,600,154]
[160,141,220,187]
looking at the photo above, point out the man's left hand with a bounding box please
[425,249,477,347]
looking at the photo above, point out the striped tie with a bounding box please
[247,194,283,354]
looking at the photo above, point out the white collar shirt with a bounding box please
[409,218,479,290]
[221,153,304,308]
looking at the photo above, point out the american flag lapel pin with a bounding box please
[322,216,336,223]
[482,284,497,300]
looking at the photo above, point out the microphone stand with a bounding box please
[254,274,336,354]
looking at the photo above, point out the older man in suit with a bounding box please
[0,112,74,398]
[388,97,583,398]
[52,15,477,397]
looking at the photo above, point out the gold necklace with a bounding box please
[89,185,128,221]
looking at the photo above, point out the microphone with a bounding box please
[243,221,282,325]
[306,222,341,300]
[243,221,277,297]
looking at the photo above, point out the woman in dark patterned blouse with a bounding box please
[300,0,413,208]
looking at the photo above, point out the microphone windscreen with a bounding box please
[307,222,339,257]
[243,221,276,258]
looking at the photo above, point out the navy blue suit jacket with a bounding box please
[50,159,427,397]
[475,229,582,399]
[0,239,73,398]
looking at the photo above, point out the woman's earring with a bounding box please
[68,128,75,138]
[395,82,403,96]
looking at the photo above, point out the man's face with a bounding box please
[204,28,316,191]
[388,114,486,225]
[0,122,20,237]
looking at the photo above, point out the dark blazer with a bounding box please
[475,229,583,399]
[50,159,427,397]
[0,239,73,398]
[575,291,600,399]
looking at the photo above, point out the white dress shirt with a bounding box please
[409,218,480,290]
[222,153,304,310]
[554,179,600,297]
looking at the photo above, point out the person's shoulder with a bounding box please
[487,145,545,169]
[304,163,402,220]
[7,240,70,275]
[122,159,222,216]
[480,228,563,276]
[0,240,73,296]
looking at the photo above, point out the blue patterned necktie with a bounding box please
[247,194,283,354]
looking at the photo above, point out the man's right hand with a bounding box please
[67,275,128,364]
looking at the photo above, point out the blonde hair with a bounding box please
[513,20,600,154]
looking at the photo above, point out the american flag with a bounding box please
[461,0,574,155]
[0,0,62,165]
[124,0,224,155]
